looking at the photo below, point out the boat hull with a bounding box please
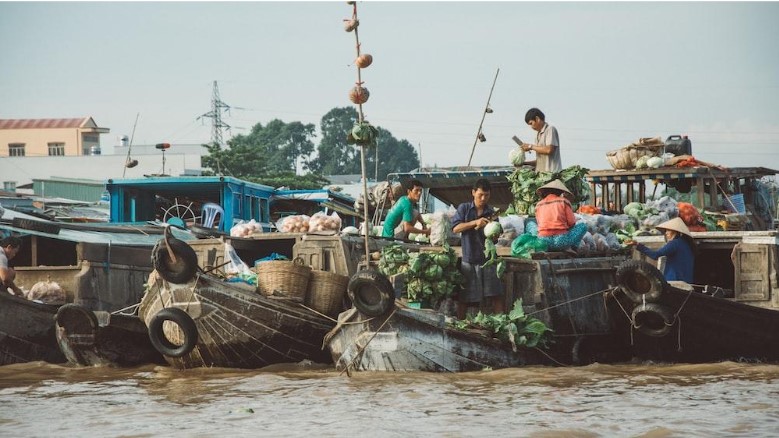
[0,293,65,365]
[327,306,628,372]
[55,304,165,367]
[139,271,335,369]
[606,285,779,363]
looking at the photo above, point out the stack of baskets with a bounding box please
[256,259,312,301]
[255,258,348,317]
[305,270,349,317]
[606,137,664,170]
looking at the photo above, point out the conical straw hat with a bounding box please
[536,179,573,197]
[656,217,692,237]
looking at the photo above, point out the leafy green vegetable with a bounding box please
[452,299,553,351]
[507,165,590,215]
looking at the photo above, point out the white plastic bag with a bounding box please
[308,211,342,233]
[224,242,252,275]
[428,211,452,246]
[276,215,310,233]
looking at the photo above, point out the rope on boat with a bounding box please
[606,287,637,345]
[526,286,615,317]
[542,255,579,336]
[339,307,398,377]
[111,302,140,315]
[532,346,570,367]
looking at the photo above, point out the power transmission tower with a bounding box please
[198,80,231,147]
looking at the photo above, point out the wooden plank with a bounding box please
[696,177,706,208]
[734,243,770,301]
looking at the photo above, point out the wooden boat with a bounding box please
[325,253,634,372]
[328,306,558,373]
[138,269,335,369]
[54,304,165,367]
[0,208,195,366]
[0,292,65,365]
[607,253,779,363]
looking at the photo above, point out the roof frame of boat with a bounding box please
[387,166,515,211]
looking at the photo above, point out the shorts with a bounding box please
[459,261,504,304]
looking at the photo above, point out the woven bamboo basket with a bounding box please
[305,270,349,317]
[606,145,663,170]
[256,259,312,301]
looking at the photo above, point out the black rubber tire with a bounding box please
[152,237,198,284]
[347,268,395,318]
[631,303,674,338]
[148,307,198,358]
[616,260,667,304]
[55,303,98,340]
[12,217,61,234]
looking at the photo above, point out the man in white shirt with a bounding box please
[521,107,562,173]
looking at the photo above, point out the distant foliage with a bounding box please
[202,107,421,188]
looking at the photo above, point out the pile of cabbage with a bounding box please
[507,165,590,215]
[378,244,463,304]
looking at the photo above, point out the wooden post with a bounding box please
[590,182,597,206]
[639,181,646,203]
[696,177,706,208]
[708,179,718,209]
[615,183,623,212]
[626,182,634,205]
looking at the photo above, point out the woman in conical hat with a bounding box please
[536,179,573,198]
[526,179,587,254]
[628,217,696,283]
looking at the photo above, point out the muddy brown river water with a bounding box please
[1,361,778,437]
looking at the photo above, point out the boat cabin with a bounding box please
[106,176,359,233]
[586,166,778,231]
[634,230,779,310]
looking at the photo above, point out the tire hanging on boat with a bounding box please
[616,259,667,303]
[631,302,674,337]
[55,303,99,344]
[152,235,199,284]
[347,268,395,317]
[148,307,198,358]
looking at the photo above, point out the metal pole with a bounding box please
[467,68,500,167]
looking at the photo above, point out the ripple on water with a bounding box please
[0,361,778,436]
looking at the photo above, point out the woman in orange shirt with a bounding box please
[526,180,587,253]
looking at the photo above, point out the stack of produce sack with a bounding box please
[575,213,629,253]
[497,215,524,247]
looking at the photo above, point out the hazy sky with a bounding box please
[2,1,778,172]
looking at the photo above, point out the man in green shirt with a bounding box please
[382,179,431,240]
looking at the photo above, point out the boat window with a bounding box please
[260,198,268,223]
[233,194,242,218]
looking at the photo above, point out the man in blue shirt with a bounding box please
[452,179,504,319]
[382,179,430,240]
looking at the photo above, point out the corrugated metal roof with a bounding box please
[0,118,90,130]
[0,206,192,245]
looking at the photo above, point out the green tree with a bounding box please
[311,107,420,180]
[309,107,361,176]
[202,119,316,179]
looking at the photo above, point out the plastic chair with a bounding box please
[201,203,225,229]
